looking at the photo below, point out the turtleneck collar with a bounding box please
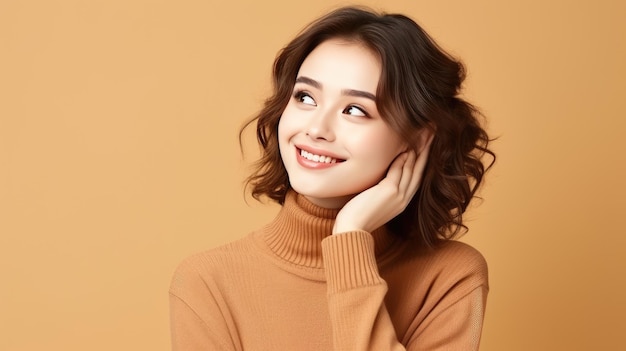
[257,190,399,269]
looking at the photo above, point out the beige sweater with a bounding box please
[169,191,488,350]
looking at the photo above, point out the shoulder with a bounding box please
[427,241,487,286]
[429,240,488,279]
[169,235,257,297]
[382,240,488,334]
[387,240,488,293]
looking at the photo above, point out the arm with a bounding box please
[322,231,404,351]
[326,135,486,350]
[322,231,487,351]
[324,138,428,351]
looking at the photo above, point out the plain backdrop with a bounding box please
[1,0,625,350]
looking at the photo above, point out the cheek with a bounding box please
[382,129,408,158]
[277,112,301,159]
[277,104,297,137]
[277,119,289,158]
[277,116,293,146]
[356,130,406,161]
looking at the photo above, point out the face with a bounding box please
[278,38,407,209]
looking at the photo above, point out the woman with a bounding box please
[170,6,494,350]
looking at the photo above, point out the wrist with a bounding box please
[332,217,365,235]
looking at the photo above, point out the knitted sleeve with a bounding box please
[321,231,487,351]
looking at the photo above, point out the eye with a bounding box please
[294,91,317,106]
[343,105,367,117]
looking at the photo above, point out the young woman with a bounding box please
[170,6,494,351]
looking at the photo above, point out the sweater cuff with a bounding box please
[321,231,385,293]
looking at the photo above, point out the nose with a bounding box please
[306,108,335,141]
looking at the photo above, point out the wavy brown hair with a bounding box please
[240,6,495,248]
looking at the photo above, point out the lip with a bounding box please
[295,145,345,170]
[295,144,346,161]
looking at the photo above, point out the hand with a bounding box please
[332,135,434,235]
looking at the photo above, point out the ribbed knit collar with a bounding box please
[259,190,399,269]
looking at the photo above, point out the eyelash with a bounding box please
[343,105,368,117]
[293,90,316,106]
[292,89,370,118]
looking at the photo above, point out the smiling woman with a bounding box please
[169,6,494,351]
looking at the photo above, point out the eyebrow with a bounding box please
[295,76,376,101]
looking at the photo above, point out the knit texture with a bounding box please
[169,191,488,350]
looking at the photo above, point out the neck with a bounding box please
[302,193,354,209]
[258,190,399,269]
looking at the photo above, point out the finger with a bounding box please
[397,150,417,193]
[407,135,434,193]
[383,151,408,186]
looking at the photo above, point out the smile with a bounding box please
[295,147,345,169]
[300,149,338,164]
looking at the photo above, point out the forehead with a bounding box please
[297,39,381,93]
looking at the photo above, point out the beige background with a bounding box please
[1,0,624,350]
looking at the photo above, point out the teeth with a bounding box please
[300,149,338,164]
